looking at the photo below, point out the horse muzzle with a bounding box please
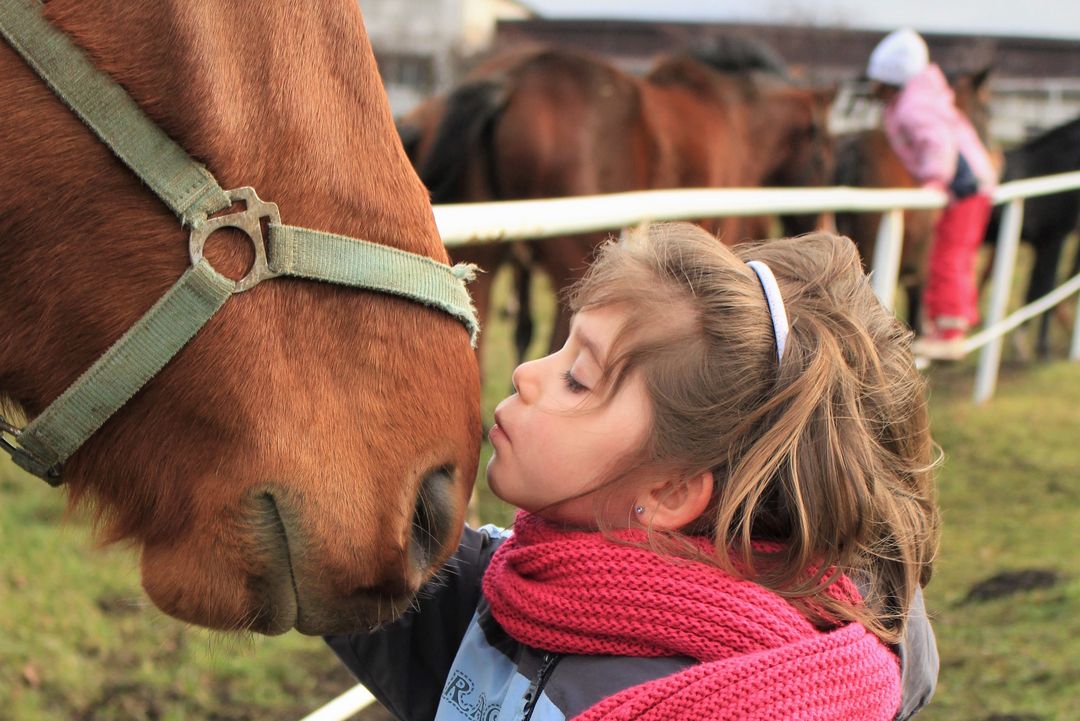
[245,467,460,635]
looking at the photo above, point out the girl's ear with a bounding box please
[638,471,714,531]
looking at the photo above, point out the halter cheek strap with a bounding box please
[745,261,789,364]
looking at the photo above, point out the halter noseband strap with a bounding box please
[0,0,479,483]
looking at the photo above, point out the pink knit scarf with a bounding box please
[482,513,901,721]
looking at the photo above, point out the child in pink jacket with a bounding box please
[867,29,998,359]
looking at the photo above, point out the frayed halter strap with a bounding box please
[0,0,479,483]
[746,261,790,364]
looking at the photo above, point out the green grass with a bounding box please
[2,259,1078,720]
[916,361,1080,721]
[0,470,356,720]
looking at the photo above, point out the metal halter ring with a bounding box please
[189,187,281,292]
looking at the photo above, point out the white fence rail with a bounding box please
[432,171,1080,406]
[305,169,1080,721]
[434,186,942,246]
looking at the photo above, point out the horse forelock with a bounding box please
[0,395,26,428]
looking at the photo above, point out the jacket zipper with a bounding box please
[521,652,562,721]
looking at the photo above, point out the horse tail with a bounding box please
[419,79,508,203]
[396,117,424,168]
[418,76,540,359]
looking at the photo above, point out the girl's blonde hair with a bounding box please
[567,222,940,644]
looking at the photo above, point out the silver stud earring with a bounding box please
[633,505,645,515]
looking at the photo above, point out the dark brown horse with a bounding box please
[1,0,480,635]
[985,115,1080,357]
[405,38,835,359]
[835,67,995,327]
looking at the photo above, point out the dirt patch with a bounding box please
[1045,478,1075,497]
[963,569,1061,603]
[31,503,65,524]
[95,592,145,617]
[76,682,177,721]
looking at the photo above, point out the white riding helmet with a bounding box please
[867,29,929,87]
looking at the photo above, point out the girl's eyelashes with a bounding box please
[562,369,588,393]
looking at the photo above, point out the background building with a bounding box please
[521,0,1080,42]
[360,0,533,115]
[359,0,1080,142]
[492,19,1080,142]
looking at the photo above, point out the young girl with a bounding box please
[328,223,941,721]
[866,28,998,359]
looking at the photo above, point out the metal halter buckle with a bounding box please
[0,417,62,485]
[0,416,21,456]
[189,187,282,292]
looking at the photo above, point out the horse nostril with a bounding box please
[410,465,456,572]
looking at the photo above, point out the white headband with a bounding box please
[745,261,790,364]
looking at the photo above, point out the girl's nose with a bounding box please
[511,359,540,403]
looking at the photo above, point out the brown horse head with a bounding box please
[949,65,994,145]
[651,42,837,236]
[949,65,1003,175]
[681,36,836,190]
[760,83,838,236]
[0,1,480,635]
[759,85,837,190]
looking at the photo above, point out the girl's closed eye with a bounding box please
[562,370,588,393]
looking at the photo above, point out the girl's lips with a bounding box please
[490,411,510,443]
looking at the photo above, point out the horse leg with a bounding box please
[710,216,754,246]
[1052,234,1080,344]
[906,284,923,334]
[1027,232,1067,358]
[538,234,601,354]
[511,243,535,364]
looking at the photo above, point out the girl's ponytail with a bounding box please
[726,232,940,640]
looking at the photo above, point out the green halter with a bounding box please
[0,0,479,484]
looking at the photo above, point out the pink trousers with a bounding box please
[922,193,993,327]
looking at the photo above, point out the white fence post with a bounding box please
[298,683,376,721]
[1072,291,1080,362]
[974,199,1025,404]
[870,209,905,311]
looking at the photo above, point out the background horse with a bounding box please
[984,115,1080,357]
[835,67,996,330]
[406,37,835,360]
[0,0,480,635]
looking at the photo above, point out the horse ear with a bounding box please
[971,65,994,93]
